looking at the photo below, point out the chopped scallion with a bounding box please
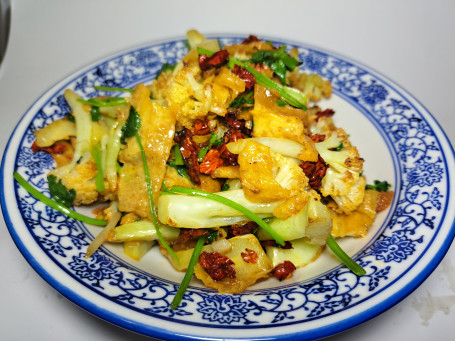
[228,58,307,110]
[170,235,205,309]
[93,86,135,93]
[326,235,366,276]
[13,172,107,226]
[77,97,127,108]
[91,143,105,192]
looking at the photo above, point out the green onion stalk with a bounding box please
[13,172,107,226]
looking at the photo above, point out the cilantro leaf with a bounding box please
[366,180,392,192]
[47,175,76,208]
[120,106,141,144]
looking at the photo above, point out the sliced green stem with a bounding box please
[91,143,105,192]
[94,86,135,93]
[228,58,307,110]
[135,133,179,262]
[326,235,366,276]
[165,186,285,246]
[173,144,185,166]
[197,47,215,56]
[13,172,107,226]
[77,97,127,108]
[170,235,205,309]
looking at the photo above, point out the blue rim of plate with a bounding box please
[1,34,455,340]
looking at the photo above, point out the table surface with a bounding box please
[1,1,455,340]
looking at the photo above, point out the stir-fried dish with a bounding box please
[21,30,394,307]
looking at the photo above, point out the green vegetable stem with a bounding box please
[326,235,366,276]
[14,172,107,226]
[163,186,285,246]
[170,235,206,310]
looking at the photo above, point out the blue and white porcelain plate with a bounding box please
[1,35,455,340]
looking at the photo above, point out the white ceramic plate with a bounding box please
[2,35,455,340]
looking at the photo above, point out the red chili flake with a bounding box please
[174,129,201,184]
[227,221,259,238]
[260,240,293,249]
[272,261,297,281]
[309,134,326,143]
[241,248,258,264]
[231,65,255,91]
[192,118,211,135]
[199,50,230,71]
[199,149,227,175]
[299,154,329,190]
[315,109,335,122]
[199,251,236,281]
[31,141,68,154]
[242,35,260,44]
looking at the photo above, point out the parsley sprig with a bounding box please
[47,174,76,208]
[366,180,392,192]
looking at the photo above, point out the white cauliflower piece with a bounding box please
[314,129,365,214]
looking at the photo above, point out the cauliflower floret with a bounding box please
[237,140,309,219]
[314,129,365,214]
[166,63,212,128]
[167,64,246,128]
[287,71,332,102]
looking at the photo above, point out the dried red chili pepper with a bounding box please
[241,248,258,264]
[272,261,296,281]
[231,65,255,91]
[315,108,335,121]
[223,128,245,144]
[174,129,201,184]
[199,251,236,281]
[175,228,210,245]
[242,35,260,44]
[223,113,252,136]
[199,149,227,174]
[309,134,326,143]
[299,154,329,190]
[31,141,68,154]
[226,221,258,238]
[217,144,237,166]
[260,240,293,250]
[198,50,230,71]
[192,118,211,135]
